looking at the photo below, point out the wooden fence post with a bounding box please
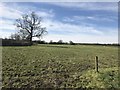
[95,56,99,72]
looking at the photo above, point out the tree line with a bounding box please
[2,38,119,46]
[1,38,75,46]
[33,40,75,45]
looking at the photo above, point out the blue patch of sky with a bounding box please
[1,17,14,21]
[49,30,72,35]
[33,2,118,28]
[2,29,16,32]
[49,30,103,36]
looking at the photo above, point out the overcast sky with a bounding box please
[0,2,118,43]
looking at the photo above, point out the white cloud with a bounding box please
[42,19,104,35]
[0,0,119,2]
[41,19,118,44]
[0,2,55,19]
[50,2,118,12]
[41,33,118,44]
[0,2,55,38]
[0,19,17,38]
[63,17,75,22]
[63,15,117,23]
[36,9,55,18]
[0,3,23,19]
[0,18,17,31]
[0,2,23,37]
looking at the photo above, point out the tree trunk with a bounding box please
[30,27,33,45]
[30,35,32,45]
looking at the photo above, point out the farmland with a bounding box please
[2,44,119,88]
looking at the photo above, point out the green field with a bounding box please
[2,45,119,88]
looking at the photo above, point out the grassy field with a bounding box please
[2,44,119,88]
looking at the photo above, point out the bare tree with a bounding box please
[58,40,63,44]
[69,41,75,45]
[15,12,47,44]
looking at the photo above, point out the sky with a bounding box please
[0,2,118,43]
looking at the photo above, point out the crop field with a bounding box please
[2,45,119,88]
